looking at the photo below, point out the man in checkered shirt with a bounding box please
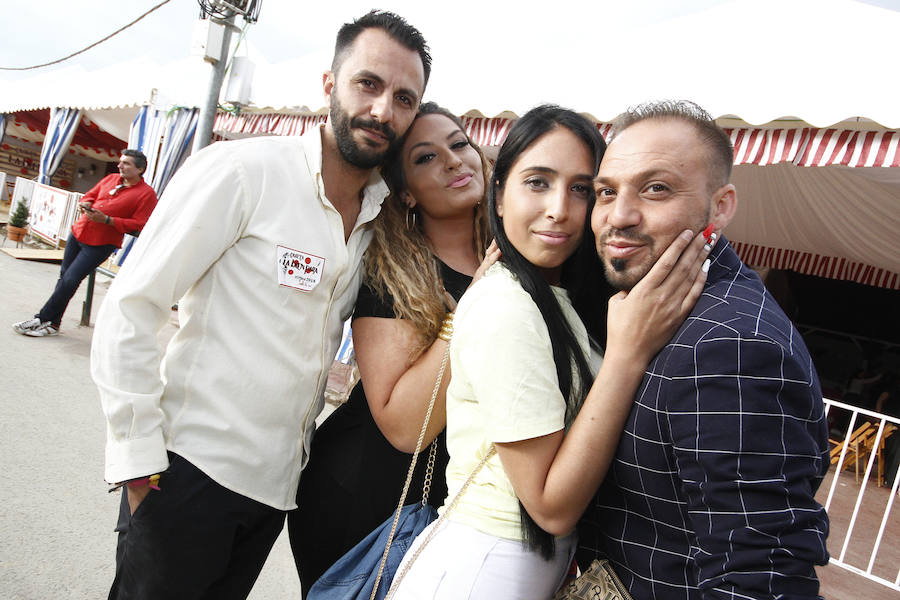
[578,100,830,599]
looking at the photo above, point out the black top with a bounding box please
[321,259,469,506]
[352,260,472,320]
[291,259,471,591]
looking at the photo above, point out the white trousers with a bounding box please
[391,519,576,600]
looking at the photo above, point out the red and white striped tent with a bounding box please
[725,125,899,289]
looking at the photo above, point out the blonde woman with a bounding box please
[289,103,497,595]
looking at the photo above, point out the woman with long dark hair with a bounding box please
[289,102,497,594]
[391,104,712,598]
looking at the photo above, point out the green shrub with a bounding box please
[8,200,29,228]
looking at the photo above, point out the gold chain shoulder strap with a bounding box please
[385,444,497,598]
[368,345,449,600]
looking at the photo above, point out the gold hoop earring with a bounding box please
[406,206,418,230]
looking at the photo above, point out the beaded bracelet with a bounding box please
[128,473,161,490]
[437,312,454,342]
[107,473,161,493]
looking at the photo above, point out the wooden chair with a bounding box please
[831,421,898,485]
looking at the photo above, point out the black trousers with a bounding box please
[109,453,286,600]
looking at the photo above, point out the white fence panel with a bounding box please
[822,397,900,592]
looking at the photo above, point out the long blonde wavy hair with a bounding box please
[365,103,492,362]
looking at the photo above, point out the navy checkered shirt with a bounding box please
[577,238,830,600]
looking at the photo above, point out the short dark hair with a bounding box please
[612,100,734,191]
[121,149,148,173]
[332,10,431,86]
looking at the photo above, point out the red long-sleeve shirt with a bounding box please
[72,174,158,247]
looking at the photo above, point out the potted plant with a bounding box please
[6,200,29,243]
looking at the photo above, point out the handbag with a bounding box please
[552,558,634,600]
[384,446,495,598]
[304,455,439,599]
[307,347,450,600]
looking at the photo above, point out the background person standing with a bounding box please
[11,149,157,338]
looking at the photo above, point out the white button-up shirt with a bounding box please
[91,127,388,509]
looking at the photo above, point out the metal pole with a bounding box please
[192,15,235,154]
[81,270,96,326]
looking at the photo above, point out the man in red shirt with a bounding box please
[12,149,158,337]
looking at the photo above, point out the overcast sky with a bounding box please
[0,1,698,75]
[2,0,897,77]
[2,0,898,124]
[3,0,897,80]
[0,0,845,75]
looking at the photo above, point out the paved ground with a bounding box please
[1,233,897,599]
[0,245,301,599]
[814,468,900,599]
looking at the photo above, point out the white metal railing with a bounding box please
[822,397,900,592]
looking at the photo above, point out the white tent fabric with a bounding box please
[0,56,208,162]
[0,58,208,118]
[729,163,900,287]
[150,108,199,198]
[127,104,200,193]
[37,108,81,185]
[128,106,167,185]
[115,105,169,267]
[88,107,143,144]
[115,105,200,266]
[128,104,201,193]
[6,108,137,162]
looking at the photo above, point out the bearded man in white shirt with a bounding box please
[91,10,430,599]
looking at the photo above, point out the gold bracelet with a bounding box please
[437,312,454,342]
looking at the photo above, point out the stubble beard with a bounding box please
[599,229,656,292]
[601,208,711,291]
[605,255,653,292]
[330,92,399,170]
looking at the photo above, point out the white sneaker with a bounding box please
[23,322,59,337]
[12,317,42,335]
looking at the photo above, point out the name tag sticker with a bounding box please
[276,245,325,292]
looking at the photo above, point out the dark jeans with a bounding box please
[37,232,116,327]
[109,453,286,600]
